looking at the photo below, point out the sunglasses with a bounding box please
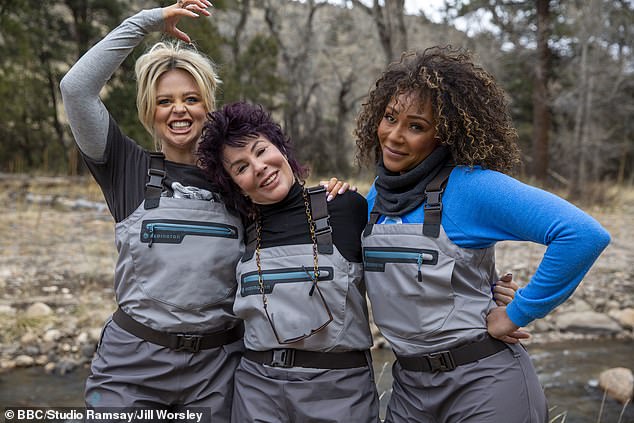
[262,272,333,344]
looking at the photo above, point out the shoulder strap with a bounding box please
[363,212,380,237]
[242,222,257,262]
[422,165,454,238]
[144,152,166,210]
[306,185,333,255]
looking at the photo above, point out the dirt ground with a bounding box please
[0,174,632,370]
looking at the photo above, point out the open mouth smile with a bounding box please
[260,171,278,188]
[169,120,193,131]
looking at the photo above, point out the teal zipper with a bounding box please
[142,220,237,247]
[363,247,437,280]
[240,267,333,297]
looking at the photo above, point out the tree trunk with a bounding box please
[350,0,407,64]
[531,0,551,183]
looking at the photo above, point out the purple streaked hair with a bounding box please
[197,101,308,217]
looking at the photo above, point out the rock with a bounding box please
[372,335,388,349]
[571,299,593,312]
[20,332,38,345]
[598,367,634,404]
[39,341,56,355]
[0,359,16,370]
[88,328,103,343]
[76,332,89,344]
[35,355,49,366]
[532,320,551,332]
[24,346,40,356]
[24,302,53,318]
[608,308,634,329]
[43,329,62,342]
[0,304,15,315]
[607,300,620,310]
[14,355,35,367]
[56,359,78,375]
[81,344,96,358]
[44,362,56,374]
[555,311,622,334]
[41,285,59,293]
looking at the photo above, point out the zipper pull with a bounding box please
[417,253,423,282]
[147,224,155,248]
[302,266,318,296]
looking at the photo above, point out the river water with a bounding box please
[1,340,633,422]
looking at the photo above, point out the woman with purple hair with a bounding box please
[198,101,380,422]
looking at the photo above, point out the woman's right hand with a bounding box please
[493,273,519,306]
[163,0,213,44]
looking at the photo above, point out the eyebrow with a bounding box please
[155,91,201,98]
[226,139,265,168]
[387,105,433,126]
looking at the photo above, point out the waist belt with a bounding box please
[396,335,507,372]
[113,308,243,353]
[244,348,368,369]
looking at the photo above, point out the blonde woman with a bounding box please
[60,1,244,418]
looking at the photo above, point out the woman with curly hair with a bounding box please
[356,46,610,422]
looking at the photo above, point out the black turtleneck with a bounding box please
[256,183,367,263]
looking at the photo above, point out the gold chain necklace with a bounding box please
[255,187,320,307]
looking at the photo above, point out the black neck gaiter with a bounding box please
[373,146,450,216]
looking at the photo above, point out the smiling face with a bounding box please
[222,135,295,205]
[153,68,207,164]
[377,92,439,174]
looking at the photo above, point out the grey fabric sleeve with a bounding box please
[59,8,164,161]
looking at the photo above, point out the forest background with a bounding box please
[1,0,633,197]
[1,1,634,416]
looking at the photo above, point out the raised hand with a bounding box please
[162,0,213,44]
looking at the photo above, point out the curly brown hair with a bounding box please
[354,46,521,173]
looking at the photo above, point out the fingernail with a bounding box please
[327,195,333,202]
[338,188,345,194]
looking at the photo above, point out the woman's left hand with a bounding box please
[486,306,530,344]
[163,0,213,44]
[320,177,357,202]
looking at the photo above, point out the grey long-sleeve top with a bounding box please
[60,9,164,161]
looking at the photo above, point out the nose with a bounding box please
[253,158,267,176]
[173,101,188,114]
[386,124,404,144]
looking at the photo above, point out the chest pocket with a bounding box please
[234,247,350,351]
[141,219,238,247]
[241,267,334,344]
[363,244,456,339]
[128,203,242,311]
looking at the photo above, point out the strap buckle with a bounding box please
[306,185,327,195]
[146,168,166,189]
[174,334,203,353]
[424,191,442,211]
[270,348,296,368]
[313,216,332,236]
[425,350,456,371]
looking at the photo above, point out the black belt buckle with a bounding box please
[175,334,203,353]
[270,349,295,368]
[426,350,455,371]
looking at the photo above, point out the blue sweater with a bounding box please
[366,166,611,327]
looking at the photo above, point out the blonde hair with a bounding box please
[135,41,221,151]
